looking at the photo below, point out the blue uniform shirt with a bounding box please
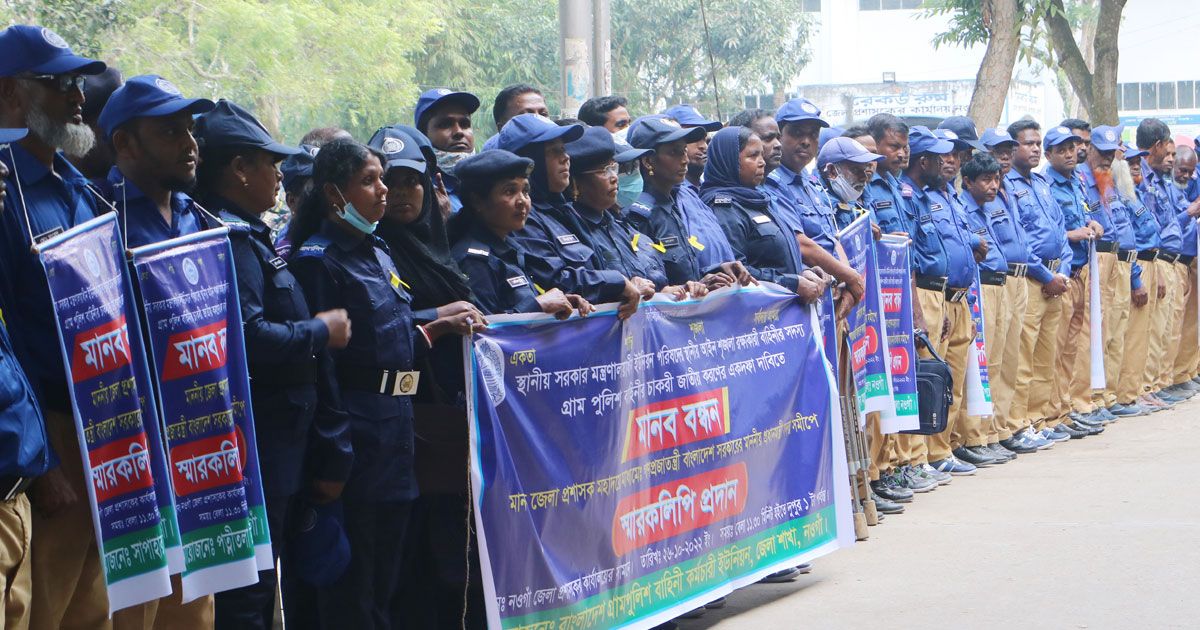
[451,222,543,315]
[291,220,425,502]
[897,174,949,277]
[763,164,839,255]
[572,204,669,290]
[1005,169,1071,279]
[1123,186,1162,253]
[1045,166,1090,269]
[709,195,804,292]
[1076,164,1143,289]
[674,183,738,269]
[0,316,49,478]
[863,171,911,235]
[988,181,1045,280]
[0,143,99,411]
[625,189,708,284]
[961,192,1010,274]
[104,167,206,248]
[1139,160,1185,255]
[924,185,979,287]
[512,201,628,304]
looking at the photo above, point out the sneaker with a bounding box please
[870,493,905,514]
[795,563,813,574]
[1122,403,1149,417]
[1190,376,1200,386]
[988,442,1017,461]
[953,445,999,467]
[917,463,953,485]
[1061,420,1099,437]
[1022,428,1054,449]
[896,466,937,493]
[999,436,1038,454]
[1073,413,1102,428]
[758,567,799,583]
[1140,394,1170,409]
[1095,407,1118,422]
[1040,427,1071,442]
[1156,389,1186,403]
[930,456,977,476]
[1178,380,1200,393]
[871,477,914,503]
[1108,404,1140,418]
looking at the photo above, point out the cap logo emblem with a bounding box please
[800,102,818,114]
[154,78,182,96]
[41,28,69,49]
[1055,126,1069,134]
[943,130,958,139]
[381,137,405,154]
[308,146,320,157]
[436,88,452,95]
[1105,130,1116,141]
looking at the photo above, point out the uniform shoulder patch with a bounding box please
[900,183,914,199]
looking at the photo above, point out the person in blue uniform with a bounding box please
[0,125,50,630]
[565,127,708,300]
[494,113,643,317]
[286,139,485,629]
[702,125,822,302]
[188,98,354,630]
[0,25,116,630]
[414,88,480,215]
[450,150,593,319]
[662,104,721,192]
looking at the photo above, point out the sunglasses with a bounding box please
[20,73,86,93]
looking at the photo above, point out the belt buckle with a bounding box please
[382,370,420,397]
[949,288,967,302]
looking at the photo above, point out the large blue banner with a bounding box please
[838,214,896,422]
[467,285,853,629]
[130,229,270,600]
[876,236,920,433]
[39,213,173,612]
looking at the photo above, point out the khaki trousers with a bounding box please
[917,289,974,462]
[995,278,1028,440]
[1097,256,1132,407]
[1173,261,1199,382]
[1011,278,1065,427]
[978,283,1010,446]
[1,494,32,630]
[1053,266,1090,424]
[1161,262,1190,387]
[1152,262,1184,390]
[893,288,941,467]
[865,412,892,481]
[1119,260,1156,404]
[30,410,110,630]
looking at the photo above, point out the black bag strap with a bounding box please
[914,330,949,365]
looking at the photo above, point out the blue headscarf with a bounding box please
[699,126,769,210]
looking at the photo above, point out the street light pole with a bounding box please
[559,0,592,117]
[591,0,611,98]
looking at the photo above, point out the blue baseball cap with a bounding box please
[980,127,1016,148]
[1042,125,1082,150]
[495,113,583,153]
[775,98,829,128]
[908,126,954,155]
[613,135,652,164]
[414,88,480,131]
[455,150,535,187]
[627,115,705,150]
[281,144,319,191]
[1090,125,1122,151]
[1122,143,1147,160]
[367,126,427,174]
[194,99,301,157]
[817,136,885,171]
[290,501,351,587]
[937,116,986,151]
[566,126,620,173]
[0,25,106,76]
[934,128,975,152]
[662,105,722,132]
[818,126,845,153]
[0,128,28,144]
[98,75,215,139]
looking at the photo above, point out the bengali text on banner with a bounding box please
[838,214,898,423]
[875,236,920,433]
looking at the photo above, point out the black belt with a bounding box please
[250,359,317,388]
[979,270,1007,286]
[1181,254,1196,265]
[1007,263,1028,278]
[1094,240,1119,254]
[1118,249,1137,264]
[337,364,419,396]
[1159,251,1182,264]
[1137,249,1159,262]
[0,475,33,501]
[915,275,947,292]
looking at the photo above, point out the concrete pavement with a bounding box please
[682,399,1200,629]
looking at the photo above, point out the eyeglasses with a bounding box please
[585,162,620,178]
[19,73,86,93]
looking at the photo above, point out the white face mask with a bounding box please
[828,165,863,203]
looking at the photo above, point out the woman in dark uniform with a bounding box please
[192,101,354,630]
[286,139,485,629]
[701,126,824,303]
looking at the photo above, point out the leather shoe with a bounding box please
[1000,436,1037,454]
[1055,422,1089,438]
[953,445,999,467]
[870,478,913,503]
[870,493,905,514]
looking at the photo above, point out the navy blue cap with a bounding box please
[613,135,652,164]
[281,144,319,190]
[818,136,884,170]
[194,100,301,157]
[495,113,583,153]
[980,127,1016,148]
[290,501,351,587]
[908,126,954,155]
[367,126,427,174]
[662,105,722,132]
[627,115,705,150]
[455,150,535,187]
[566,126,619,173]
[934,128,975,152]
[1122,143,1147,160]
[0,25,106,76]
[937,116,986,151]
[82,67,123,120]
[0,128,28,144]
[775,98,829,128]
[1042,125,1082,150]
[818,126,845,154]
[1090,125,1122,151]
[98,75,215,138]
[414,88,480,131]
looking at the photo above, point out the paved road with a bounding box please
[681,400,1200,629]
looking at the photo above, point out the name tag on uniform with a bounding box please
[973,228,987,235]
[33,227,63,244]
[919,215,933,224]
[389,371,420,396]
[1014,189,1029,198]
[990,208,1006,219]
[660,235,681,248]
[1135,205,1146,216]
[267,256,287,270]
[752,214,772,224]
[506,275,529,288]
[556,234,580,246]
[467,247,490,257]
[930,202,944,211]
[873,200,893,210]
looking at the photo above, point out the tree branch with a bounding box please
[1044,0,1094,116]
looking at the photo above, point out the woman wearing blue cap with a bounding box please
[702,126,824,303]
[285,139,485,629]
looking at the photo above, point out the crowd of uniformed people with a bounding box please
[2,22,1200,630]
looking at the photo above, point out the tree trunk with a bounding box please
[1088,0,1125,124]
[1044,0,1095,117]
[967,0,1021,128]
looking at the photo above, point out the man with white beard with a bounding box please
[0,25,115,630]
